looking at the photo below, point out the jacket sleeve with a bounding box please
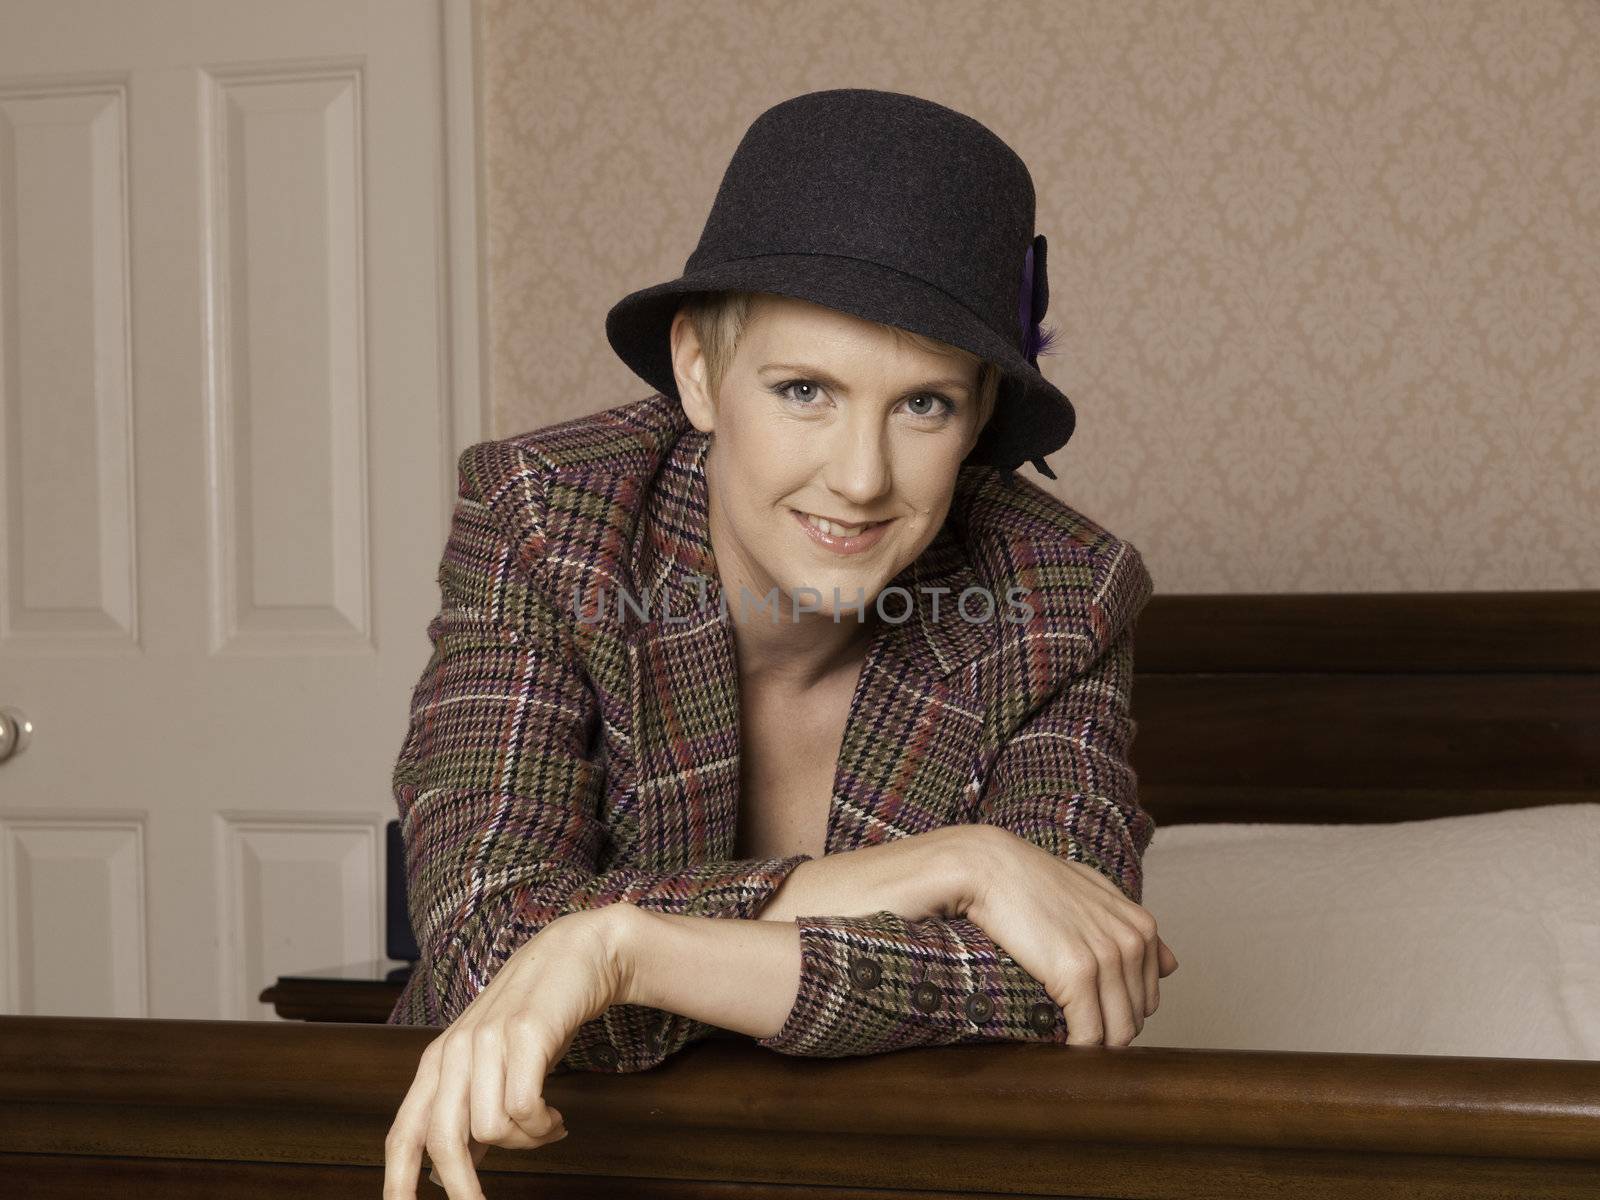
[386,443,813,1073]
[754,543,1154,1059]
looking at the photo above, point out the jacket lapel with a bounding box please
[623,426,743,863]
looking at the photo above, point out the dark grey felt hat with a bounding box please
[604,88,1074,478]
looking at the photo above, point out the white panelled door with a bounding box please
[0,0,477,1018]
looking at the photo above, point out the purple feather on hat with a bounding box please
[1018,234,1059,366]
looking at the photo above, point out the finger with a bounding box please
[1116,927,1146,1035]
[384,1043,445,1200]
[504,1015,567,1142]
[1143,930,1159,1018]
[468,1024,522,1150]
[1095,935,1139,1047]
[1061,942,1105,1046]
[429,1143,491,1192]
[1157,937,1180,976]
[427,1033,488,1200]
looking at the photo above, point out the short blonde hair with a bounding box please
[679,290,1000,438]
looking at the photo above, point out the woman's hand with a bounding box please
[962,825,1179,1048]
[383,908,629,1199]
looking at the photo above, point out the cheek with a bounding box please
[899,474,954,520]
[734,428,813,497]
[723,444,807,537]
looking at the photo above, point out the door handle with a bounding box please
[0,707,32,763]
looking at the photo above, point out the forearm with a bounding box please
[614,906,805,1040]
[753,824,979,924]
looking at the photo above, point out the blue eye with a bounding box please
[905,393,956,418]
[773,379,823,405]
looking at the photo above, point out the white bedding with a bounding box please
[1133,802,1600,1060]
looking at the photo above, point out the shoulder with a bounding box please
[951,465,1153,676]
[451,393,683,579]
[469,391,683,482]
[455,392,681,505]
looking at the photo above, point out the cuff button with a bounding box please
[911,980,942,1014]
[1028,1001,1058,1034]
[963,991,994,1023]
[592,1042,620,1068]
[849,956,882,989]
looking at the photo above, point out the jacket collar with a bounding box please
[629,422,1000,686]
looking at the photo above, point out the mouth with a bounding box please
[790,508,894,554]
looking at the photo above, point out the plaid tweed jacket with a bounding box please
[386,392,1155,1073]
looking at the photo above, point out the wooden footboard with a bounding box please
[3,1014,1598,1199]
[1128,590,1600,826]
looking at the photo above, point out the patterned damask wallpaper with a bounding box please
[476,0,1598,592]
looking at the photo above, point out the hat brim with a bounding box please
[604,253,1074,472]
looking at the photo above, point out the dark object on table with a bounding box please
[385,818,420,964]
[259,960,408,1023]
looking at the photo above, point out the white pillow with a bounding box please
[1134,802,1600,1060]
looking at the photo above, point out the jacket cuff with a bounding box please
[753,911,1067,1058]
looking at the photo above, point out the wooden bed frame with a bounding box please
[4,590,1598,1198]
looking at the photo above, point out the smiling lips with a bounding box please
[791,508,893,555]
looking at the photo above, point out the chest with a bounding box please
[612,616,992,870]
[733,664,862,861]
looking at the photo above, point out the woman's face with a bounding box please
[672,293,985,624]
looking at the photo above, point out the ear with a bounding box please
[669,309,716,435]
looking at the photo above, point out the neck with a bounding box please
[725,582,881,691]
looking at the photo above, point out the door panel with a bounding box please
[0,0,466,1019]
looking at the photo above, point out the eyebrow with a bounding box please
[758,362,973,398]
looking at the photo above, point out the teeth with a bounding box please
[807,513,870,538]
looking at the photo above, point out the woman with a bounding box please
[384,88,1179,1198]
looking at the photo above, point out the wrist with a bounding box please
[561,903,650,1007]
[944,823,1008,921]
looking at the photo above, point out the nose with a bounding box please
[821,415,893,506]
